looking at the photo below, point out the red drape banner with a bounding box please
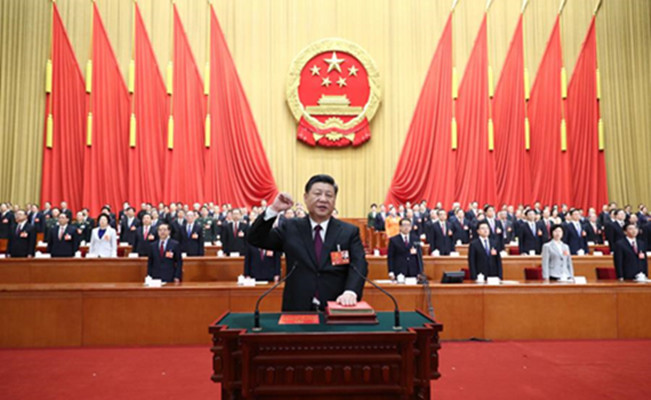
[128,4,169,207]
[163,6,206,204]
[527,16,571,206]
[454,15,497,207]
[82,3,130,215]
[41,3,86,212]
[204,6,278,206]
[492,15,530,207]
[385,14,455,208]
[567,16,608,210]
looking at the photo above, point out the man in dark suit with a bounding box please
[613,223,648,280]
[465,201,479,222]
[468,221,503,280]
[583,214,603,244]
[427,209,455,255]
[484,205,504,251]
[605,209,627,251]
[119,207,140,246]
[46,213,79,257]
[374,204,387,231]
[59,201,73,220]
[387,218,422,278]
[518,209,542,255]
[133,214,158,257]
[28,205,45,233]
[170,210,186,243]
[451,209,471,244]
[147,224,183,283]
[181,211,204,256]
[0,203,14,239]
[563,209,589,255]
[222,209,248,256]
[536,209,553,244]
[244,244,281,282]
[73,211,92,243]
[6,210,36,258]
[247,174,367,311]
[498,210,515,244]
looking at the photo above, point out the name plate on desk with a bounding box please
[278,314,319,325]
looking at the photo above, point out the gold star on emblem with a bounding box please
[348,65,359,76]
[337,77,347,87]
[310,65,320,76]
[324,51,345,73]
[321,76,332,87]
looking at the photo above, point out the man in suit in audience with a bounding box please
[518,209,542,255]
[498,210,515,244]
[428,209,455,255]
[119,207,140,245]
[374,204,387,231]
[367,203,377,228]
[465,201,479,222]
[6,210,36,258]
[613,223,648,280]
[170,209,186,243]
[198,207,216,243]
[47,213,79,257]
[181,211,204,256]
[387,218,422,279]
[584,213,604,244]
[222,208,248,255]
[605,209,627,251]
[147,223,182,283]
[451,209,471,245]
[59,201,73,220]
[244,244,281,282]
[484,205,504,251]
[563,209,589,255]
[133,214,158,257]
[536,208,553,244]
[28,204,45,233]
[0,203,14,239]
[637,205,648,225]
[598,204,612,229]
[468,220,503,280]
[73,211,92,243]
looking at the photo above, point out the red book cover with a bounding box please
[278,314,320,325]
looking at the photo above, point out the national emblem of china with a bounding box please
[286,38,381,148]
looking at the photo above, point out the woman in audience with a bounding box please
[541,224,574,281]
[88,214,118,258]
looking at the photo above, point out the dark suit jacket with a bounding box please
[605,221,625,251]
[244,245,281,281]
[28,211,45,233]
[7,222,36,257]
[613,238,648,280]
[485,219,505,251]
[536,219,553,244]
[563,222,589,255]
[583,222,603,244]
[170,219,186,243]
[247,214,367,312]
[451,218,471,244]
[428,221,455,255]
[46,225,79,257]
[0,211,14,239]
[387,233,421,277]
[468,237,503,279]
[119,218,140,245]
[147,239,183,282]
[518,220,541,254]
[180,222,204,256]
[222,221,248,255]
[133,225,158,256]
[374,213,386,231]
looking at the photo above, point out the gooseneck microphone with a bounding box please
[252,262,297,332]
[348,263,402,331]
[414,242,435,320]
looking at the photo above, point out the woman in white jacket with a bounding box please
[541,224,574,280]
[88,214,118,258]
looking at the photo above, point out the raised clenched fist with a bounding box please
[270,192,294,213]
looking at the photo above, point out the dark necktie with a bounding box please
[632,240,638,254]
[404,236,409,247]
[16,224,21,235]
[314,225,323,264]
[260,249,265,261]
[159,241,165,257]
[484,239,490,255]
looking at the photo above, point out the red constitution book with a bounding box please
[278,314,320,325]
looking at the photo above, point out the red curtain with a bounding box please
[41,4,86,212]
[163,6,206,204]
[128,4,169,206]
[527,16,571,206]
[567,17,608,210]
[204,6,278,206]
[82,4,130,215]
[385,15,455,208]
[492,16,530,207]
[454,15,497,207]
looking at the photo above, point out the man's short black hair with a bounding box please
[399,218,411,226]
[370,203,377,208]
[127,207,135,212]
[525,209,535,216]
[484,204,494,212]
[476,220,490,229]
[305,174,338,195]
[624,222,637,231]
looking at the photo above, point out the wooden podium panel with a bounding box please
[210,310,442,400]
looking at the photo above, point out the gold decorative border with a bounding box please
[286,38,381,131]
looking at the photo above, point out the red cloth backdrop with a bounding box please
[41,4,86,212]
[566,17,608,210]
[128,4,169,207]
[527,16,571,206]
[385,14,455,208]
[163,6,206,204]
[82,4,130,215]
[492,15,530,207]
[454,15,497,207]
[204,6,278,206]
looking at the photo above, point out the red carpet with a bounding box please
[1,340,650,399]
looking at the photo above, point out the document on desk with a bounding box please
[278,314,320,325]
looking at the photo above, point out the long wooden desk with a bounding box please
[0,255,617,284]
[1,281,649,348]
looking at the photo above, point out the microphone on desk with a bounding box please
[348,262,402,331]
[413,242,435,320]
[252,262,297,332]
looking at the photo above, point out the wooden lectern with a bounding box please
[209,310,442,399]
